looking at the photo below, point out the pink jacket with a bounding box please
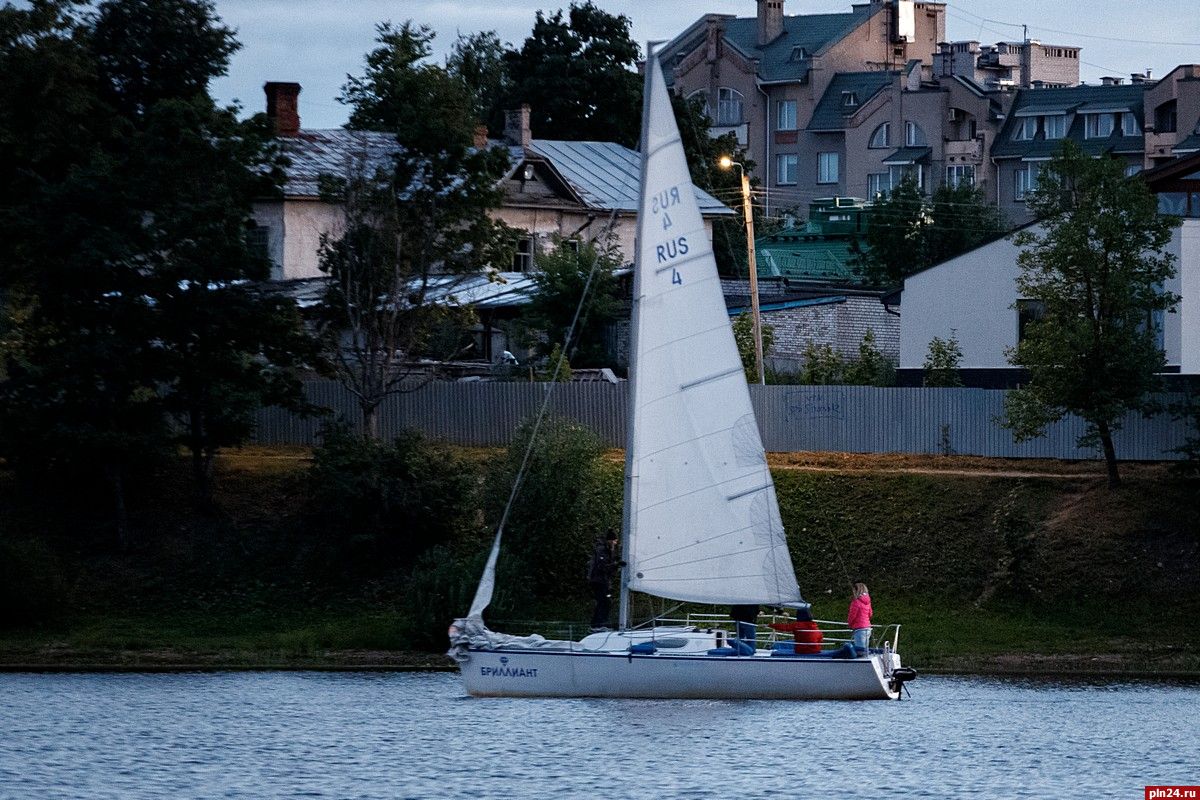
[847,594,872,630]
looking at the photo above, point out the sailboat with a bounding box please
[447,52,915,701]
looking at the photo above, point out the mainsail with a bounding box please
[623,56,802,607]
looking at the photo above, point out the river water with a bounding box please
[1,670,1196,799]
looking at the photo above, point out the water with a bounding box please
[1,671,1196,799]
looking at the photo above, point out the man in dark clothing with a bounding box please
[588,530,620,631]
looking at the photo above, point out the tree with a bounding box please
[446,30,511,136]
[923,333,965,388]
[1002,141,1180,487]
[519,237,622,369]
[341,21,477,149]
[732,311,774,383]
[851,175,1006,288]
[843,329,895,386]
[502,1,641,147]
[0,0,318,534]
[322,23,515,436]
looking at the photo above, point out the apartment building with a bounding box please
[662,0,1200,229]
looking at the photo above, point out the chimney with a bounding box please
[474,125,490,150]
[264,82,301,137]
[757,0,784,46]
[504,104,531,148]
[1100,76,1122,86]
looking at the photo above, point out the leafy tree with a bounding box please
[1002,141,1180,487]
[307,423,480,575]
[322,23,516,436]
[732,311,774,383]
[799,341,845,385]
[843,329,894,386]
[446,30,511,135]
[850,174,927,287]
[923,333,965,388]
[852,175,1006,287]
[0,0,317,535]
[519,237,622,369]
[502,1,641,147]
[340,21,477,148]
[927,181,1007,266]
[482,416,619,601]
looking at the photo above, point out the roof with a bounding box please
[270,271,541,310]
[991,84,1148,160]
[755,228,858,285]
[518,140,733,216]
[882,147,932,165]
[278,130,401,197]
[721,7,876,84]
[276,131,731,217]
[807,72,896,131]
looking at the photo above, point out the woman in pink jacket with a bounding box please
[847,583,872,654]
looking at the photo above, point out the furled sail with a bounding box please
[623,57,801,606]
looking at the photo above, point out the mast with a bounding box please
[619,43,659,632]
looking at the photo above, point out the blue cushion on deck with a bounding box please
[706,647,738,656]
[627,642,657,654]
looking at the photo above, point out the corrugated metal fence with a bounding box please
[254,381,1191,461]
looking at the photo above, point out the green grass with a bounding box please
[1,447,1197,674]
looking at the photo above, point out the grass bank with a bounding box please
[1,447,1197,676]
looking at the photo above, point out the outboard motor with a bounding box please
[890,666,918,697]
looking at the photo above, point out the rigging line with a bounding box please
[489,206,617,560]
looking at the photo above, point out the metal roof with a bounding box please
[276,131,731,216]
[521,140,733,216]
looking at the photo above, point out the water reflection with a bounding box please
[0,672,1196,799]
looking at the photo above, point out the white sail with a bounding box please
[624,57,801,607]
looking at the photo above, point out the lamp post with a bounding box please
[720,156,765,385]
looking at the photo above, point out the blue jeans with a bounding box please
[852,628,871,653]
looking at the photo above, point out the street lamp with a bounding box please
[719,155,765,385]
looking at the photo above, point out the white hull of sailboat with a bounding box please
[459,648,901,701]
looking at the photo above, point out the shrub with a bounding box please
[307,423,480,574]
[482,416,619,600]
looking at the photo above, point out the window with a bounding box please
[869,123,890,148]
[905,121,927,147]
[1155,100,1177,133]
[513,237,534,271]
[777,100,797,131]
[1125,163,1143,178]
[946,165,975,188]
[1017,300,1046,341]
[1085,113,1115,138]
[1044,114,1066,139]
[1015,164,1040,201]
[1121,112,1140,136]
[777,153,798,185]
[248,224,270,260]
[687,89,710,121]
[717,87,744,126]
[841,91,859,108]
[868,172,891,197]
[891,164,923,190]
[1013,117,1037,141]
[817,152,839,184]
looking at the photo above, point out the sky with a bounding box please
[209,0,1200,130]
